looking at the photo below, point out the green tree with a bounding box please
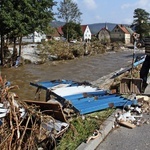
[0,0,55,65]
[132,8,150,38]
[0,1,14,65]
[62,22,82,41]
[9,0,55,56]
[57,0,82,41]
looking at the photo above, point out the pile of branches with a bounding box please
[0,76,56,150]
[37,40,107,61]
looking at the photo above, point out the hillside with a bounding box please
[88,22,117,35]
[50,21,65,28]
[50,21,131,35]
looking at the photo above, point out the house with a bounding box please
[88,23,117,36]
[46,27,64,41]
[22,31,46,43]
[33,31,46,42]
[81,25,92,41]
[125,26,135,43]
[110,24,131,44]
[97,28,111,43]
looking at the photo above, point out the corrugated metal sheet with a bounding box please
[30,80,134,115]
[62,92,133,115]
[30,79,79,90]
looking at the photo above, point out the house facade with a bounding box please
[47,27,64,41]
[81,25,92,41]
[125,27,135,43]
[22,31,46,43]
[110,25,130,44]
[97,28,111,43]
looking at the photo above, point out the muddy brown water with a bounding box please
[1,50,144,101]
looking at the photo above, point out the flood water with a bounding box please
[1,49,144,100]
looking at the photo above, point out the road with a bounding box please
[96,82,150,150]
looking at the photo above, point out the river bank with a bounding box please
[8,42,133,64]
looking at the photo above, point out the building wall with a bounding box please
[98,29,110,43]
[110,26,130,44]
[22,31,46,43]
[125,34,130,44]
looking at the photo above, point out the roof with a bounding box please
[57,26,63,35]
[81,25,88,33]
[50,28,60,37]
[30,80,135,115]
[99,27,110,33]
[47,27,63,37]
[117,25,130,34]
[88,23,117,35]
[125,26,134,35]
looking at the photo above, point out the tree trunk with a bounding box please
[12,37,17,64]
[33,32,35,43]
[18,36,22,56]
[13,37,17,55]
[0,34,4,66]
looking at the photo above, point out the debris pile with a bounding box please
[0,76,69,150]
[114,95,150,129]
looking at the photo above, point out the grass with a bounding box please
[56,108,115,150]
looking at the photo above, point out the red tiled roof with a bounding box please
[57,26,63,35]
[81,25,87,33]
[118,25,130,34]
[49,27,63,37]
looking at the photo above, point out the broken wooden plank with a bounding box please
[119,121,136,129]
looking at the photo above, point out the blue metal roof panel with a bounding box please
[30,80,134,115]
[63,90,108,101]
[133,57,145,67]
[62,92,133,115]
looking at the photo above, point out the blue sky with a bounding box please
[53,0,150,25]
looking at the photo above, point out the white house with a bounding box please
[22,31,46,43]
[81,25,92,41]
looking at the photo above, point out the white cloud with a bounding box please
[121,0,150,9]
[122,18,133,24]
[121,3,131,9]
[83,0,97,10]
[73,0,78,3]
[95,15,101,21]
[137,0,150,7]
